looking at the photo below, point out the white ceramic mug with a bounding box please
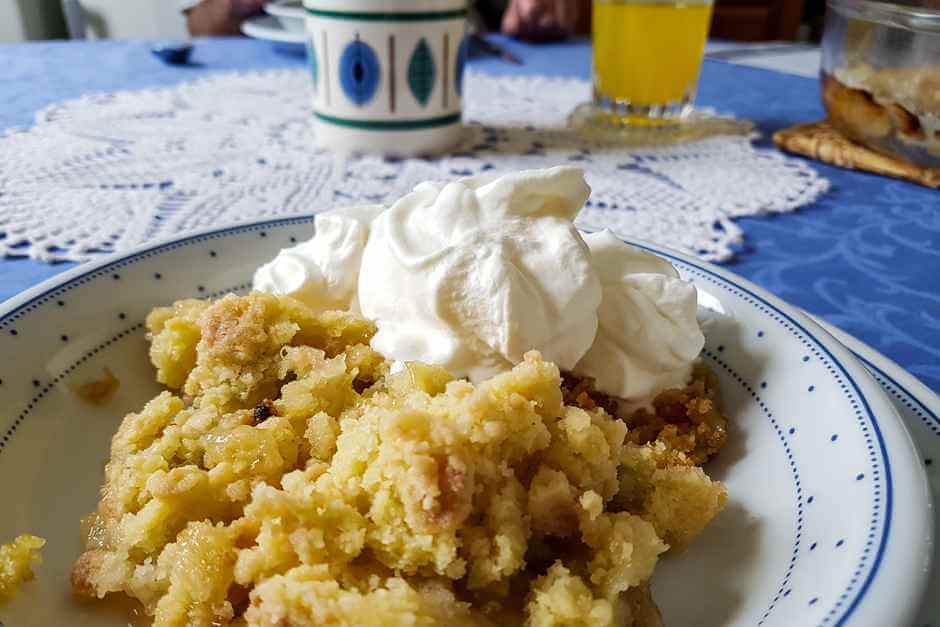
[303,0,468,156]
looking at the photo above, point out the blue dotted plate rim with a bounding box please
[863,357,940,432]
[633,239,932,627]
[811,312,940,434]
[0,215,930,627]
[809,316,939,624]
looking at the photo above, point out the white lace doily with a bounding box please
[0,69,828,263]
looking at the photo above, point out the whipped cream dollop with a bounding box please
[358,167,602,382]
[252,205,383,311]
[253,167,705,404]
[574,231,705,404]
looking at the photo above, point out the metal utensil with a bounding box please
[468,34,523,65]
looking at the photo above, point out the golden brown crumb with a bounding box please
[70,367,120,404]
[146,298,208,389]
[560,371,619,417]
[561,366,729,468]
[0,534,45,601]
[615,441,728,552]
[622,365,728,466]
[74,293,729,626]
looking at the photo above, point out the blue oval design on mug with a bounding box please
[455,35,468,97]
[339,38,380,106]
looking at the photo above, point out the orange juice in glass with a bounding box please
[591,0,713,126]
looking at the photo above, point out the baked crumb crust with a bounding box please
[824,68,940,151]
[0,534,45,602]
[72,292,728,627]
[562,367,728,467]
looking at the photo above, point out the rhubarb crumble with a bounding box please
[72,292,729,627]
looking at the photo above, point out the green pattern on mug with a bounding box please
[306,39,318,91]
[408,38,436,107]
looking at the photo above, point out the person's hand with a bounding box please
[231,0,267,18]
[186,0,266,37]
[500,0,583,41]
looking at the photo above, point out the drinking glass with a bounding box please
[593,0,712,125]
[570,0,744,140]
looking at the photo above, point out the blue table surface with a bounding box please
[1,36,938,393]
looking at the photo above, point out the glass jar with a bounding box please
[821,0,940,168]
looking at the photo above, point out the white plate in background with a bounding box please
[241,13,304,45]
[264,0,305,34]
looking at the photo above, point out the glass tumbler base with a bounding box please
[568,103,754,146]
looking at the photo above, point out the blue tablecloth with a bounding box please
[1,36,938,393]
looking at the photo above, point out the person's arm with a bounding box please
[501,0,591,41]
[184,0,266,37]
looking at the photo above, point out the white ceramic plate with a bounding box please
[809,315,939,626]
[0,217,931,627]
[240,14,305,45]
[264,0,305,34]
